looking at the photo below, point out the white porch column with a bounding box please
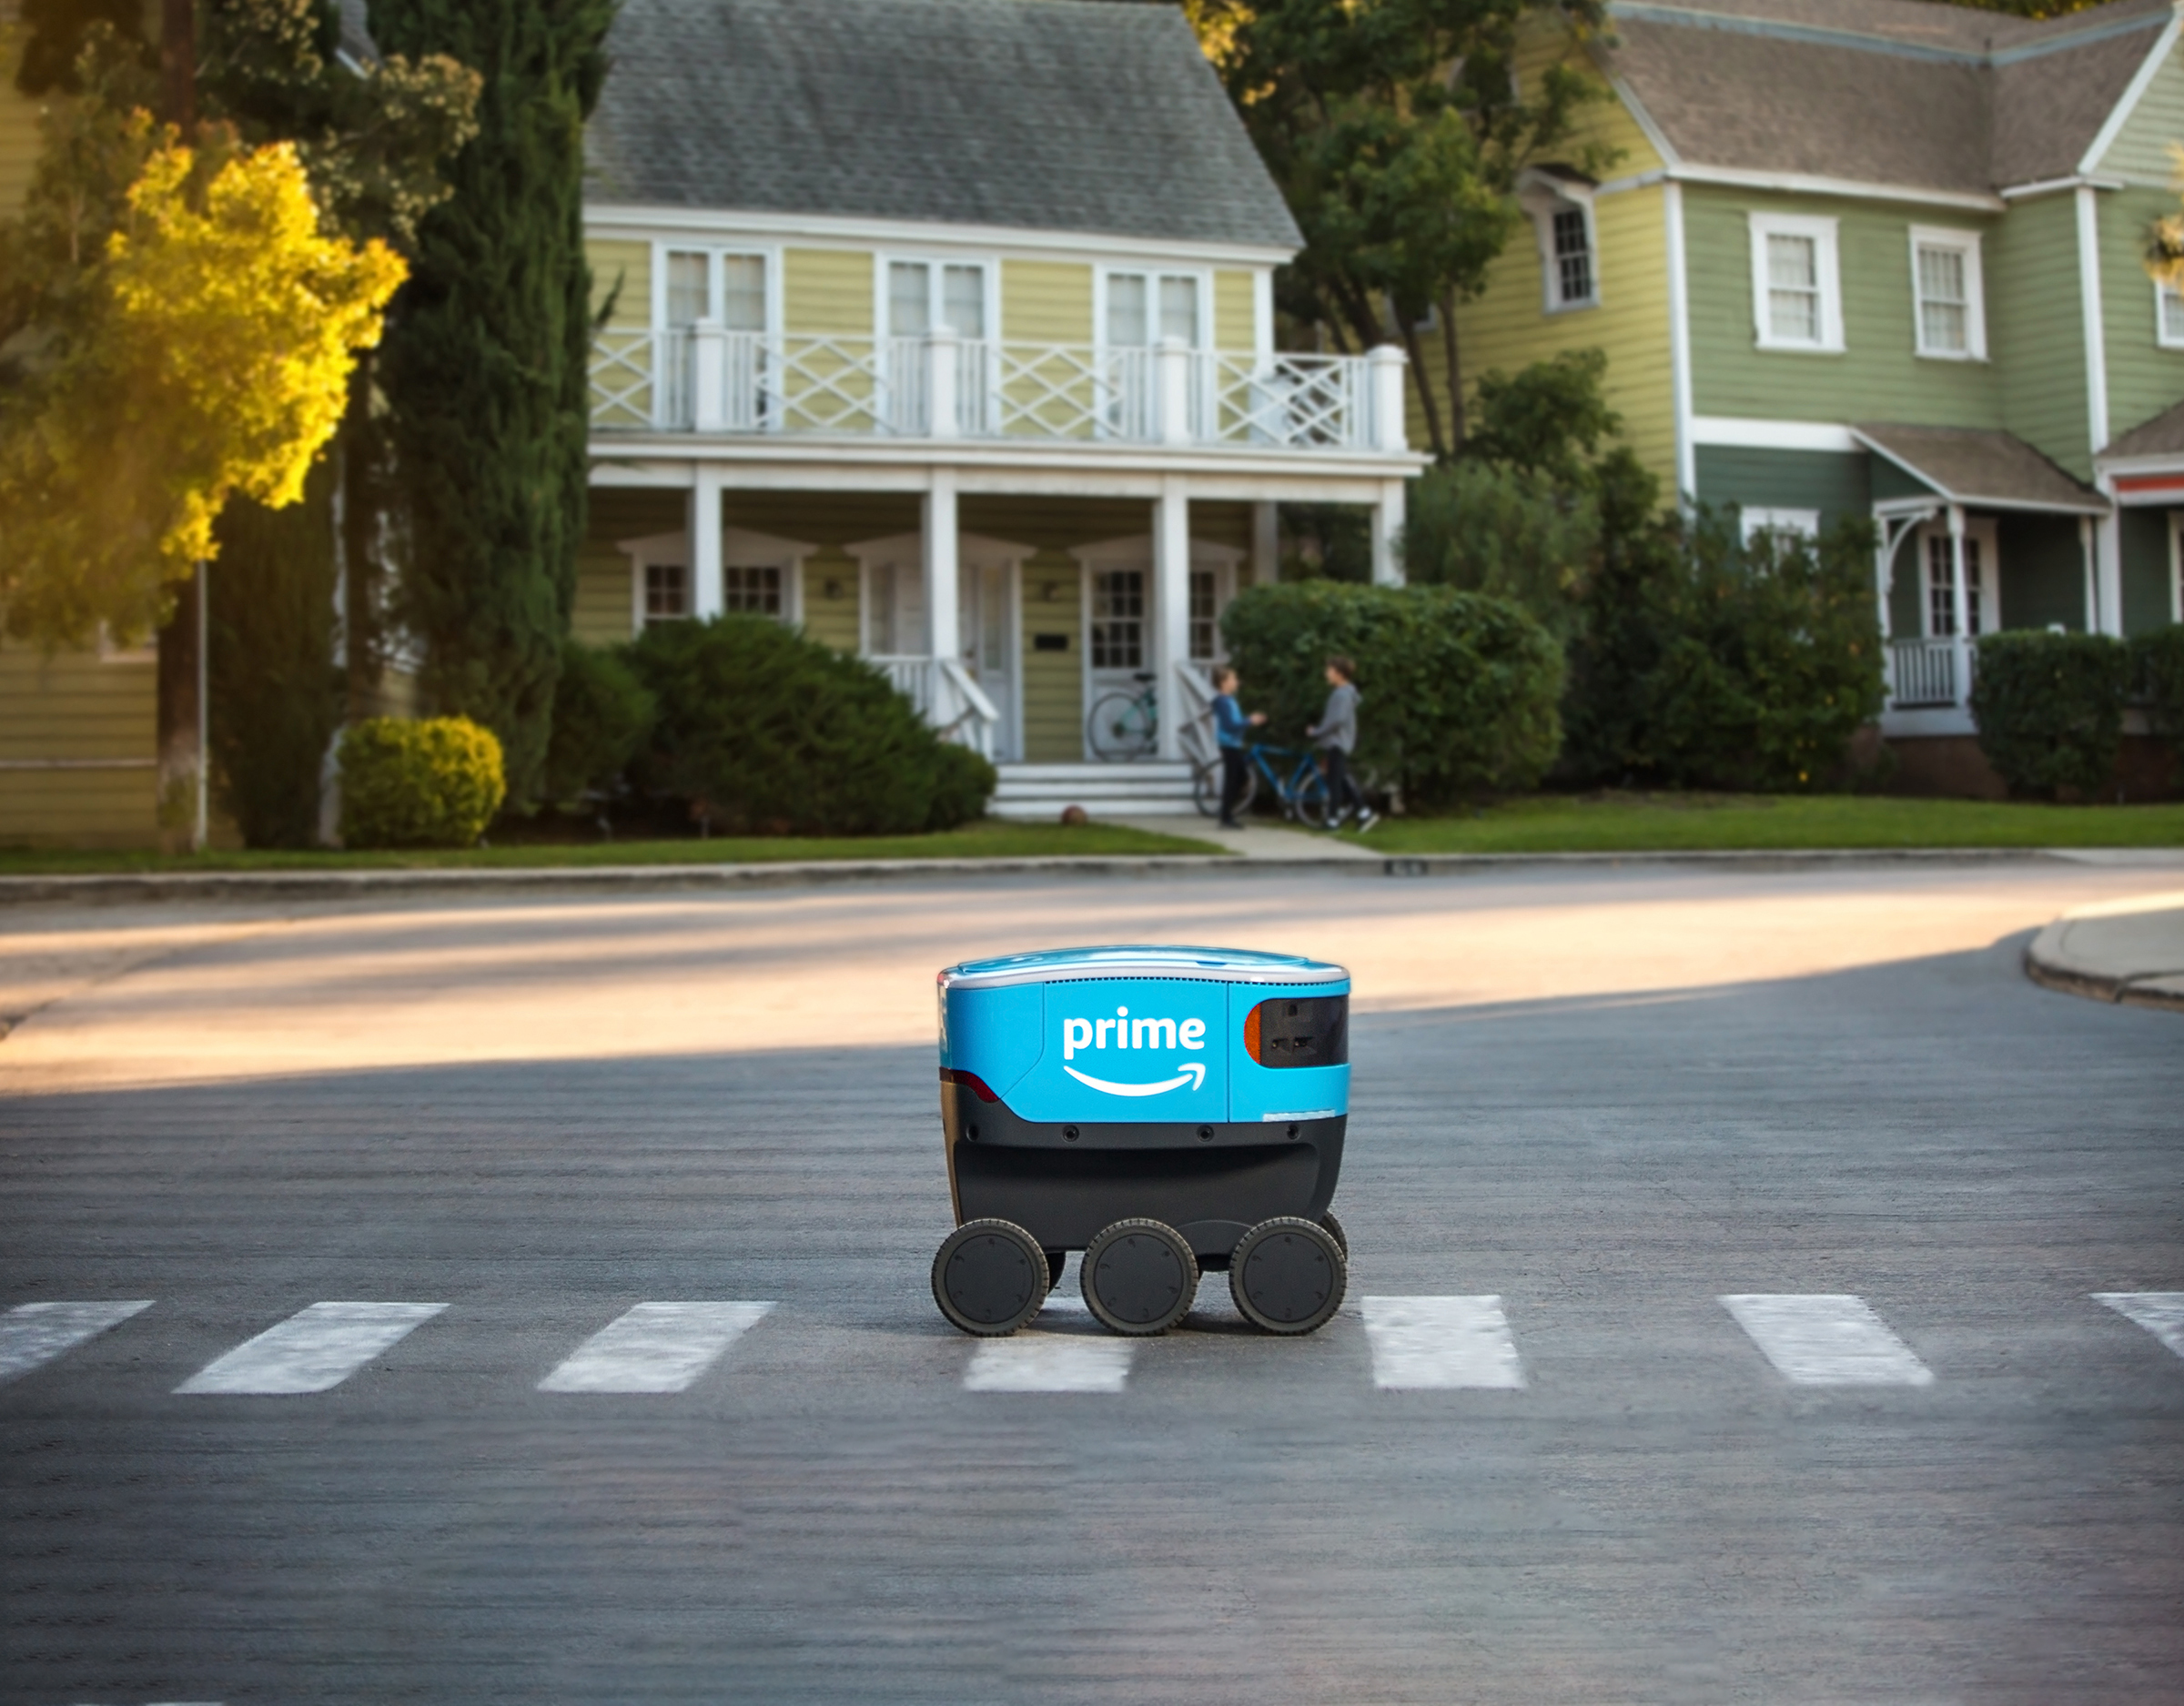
[692,467,724,619]
[2095,497,2124,637]
[926,329,959,439]
[1250,500,1279,588]
[693,318,727,432]
[1157,337,1193,446]
[1370,478,1407,587]
[1947,503,1970,705]
[2080,515,2098,631]
[1367,343,1409,451]
[1154,475,1191,759]
[925,469,960,666]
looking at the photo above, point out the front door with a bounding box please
[956,550,1018,762]
[1918,520,2001,637]
[1084,558,1152,759]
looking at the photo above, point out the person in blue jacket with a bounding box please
[1210,665,1265,829]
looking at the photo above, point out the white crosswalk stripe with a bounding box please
[1362,1296,1526,1389]
[539,1301,775,1392]
[0,1300,155,1384]
[176,1302,448,1395]
[964,1295,1136,1392]
[1720,1294,1935,1387]
[2093,1291,2184,1359]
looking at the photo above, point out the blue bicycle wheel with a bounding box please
[1291,760,1332,828]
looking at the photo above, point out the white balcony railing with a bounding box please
[1886,636,1974,708]
[589,329,1408,453]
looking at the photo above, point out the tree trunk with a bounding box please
[1399,318,1447,462]
[1441,288,1466,454]
[154,0,199,852]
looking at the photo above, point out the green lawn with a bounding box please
[1339,792,2184,853]
[0,817,1222,875]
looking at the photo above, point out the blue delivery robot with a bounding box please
[931,945,1350,1339]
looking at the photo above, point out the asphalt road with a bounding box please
[3,859,2181,1705]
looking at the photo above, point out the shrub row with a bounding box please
[1971,626,2184,798]
[1219,581,1564,808]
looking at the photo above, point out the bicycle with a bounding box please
[1190,741,1333,828]
[1086,671,1159,761]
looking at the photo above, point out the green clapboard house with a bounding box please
[1438,0,2184,754]
[578,0,1424,814]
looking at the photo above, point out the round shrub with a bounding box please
[339,716,507,848]
[543,638,657,807]
[630,616,994,834]
[2131,624,2184,787]
[1970,631,2129,799]
[927,741,998,831]
[1219,581,1563,808]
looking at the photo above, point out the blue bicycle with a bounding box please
[1191,742,1333,828]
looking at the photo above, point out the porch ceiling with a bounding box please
[1853,423,2109,516]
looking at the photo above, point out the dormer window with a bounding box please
[1517,167,1599,315]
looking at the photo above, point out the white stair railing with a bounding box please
[935,658,1002,761]
[1169,660,1219,767]
[1886,636,1967,707]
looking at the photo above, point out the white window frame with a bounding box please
[1908,226,1987,361]
[1748,212,1844,354]
[651,242,780,336]
[719,527,805,626]
[2155,280,2184,350]
[1518,169,1600,315]
[875,254,999,343]
[1739,507,1820,548]
[1094,268,1213,353]
[622,531,693,633]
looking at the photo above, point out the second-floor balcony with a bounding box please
[589,328,1409,455]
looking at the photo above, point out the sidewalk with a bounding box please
[1097,814,1381,861]
[2025,890,2184,1012]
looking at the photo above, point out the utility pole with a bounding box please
[154,0,203,850]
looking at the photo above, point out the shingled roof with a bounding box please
[1855,424,2110,512]
[586,0,1302,251]
[1603,0,2174,197]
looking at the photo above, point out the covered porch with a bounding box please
[1855,426,2113,738]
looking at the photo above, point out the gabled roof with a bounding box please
[2100,397,2184,460]
[1602,0,2175,197]
[1854,424,2110,513]
[586,0,1302,251]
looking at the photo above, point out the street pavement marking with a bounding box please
[2093,1292,2184,1359]
[964,1294,1136,1392]
[538,1301,775,1392]
[176,1302,448,1395]
[1719,1294,1935,1387]
[1361,1296,1526,1389]
[0,1300,155,1384]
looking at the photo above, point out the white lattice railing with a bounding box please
[590,331,1407,452]
[1886,636,1972,708]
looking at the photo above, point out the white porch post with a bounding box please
[925,469,961,669]
[1157,337,1193,446]
[2095,497,2124,637]
[1873,520,1894,642]
[1370,477,1407,587]
[1367,344,1408,451]
[1947,503,1970,706]
[1154,475,1190,760]
[692,467,724,619]
[2079,515,2098,632]
[1250,500,1279,588]
[926,329,960,439]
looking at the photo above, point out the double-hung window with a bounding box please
[1090,570,1146,669]
[1748,213,1843,352]
[2157,281,2184,349]
[1518,168,1599,314]
[662,248,767,332]
[1104,271,1202,348]
[1909,227,1986,360]
[886,260,988,340]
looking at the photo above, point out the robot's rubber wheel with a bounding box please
[933,1218,1049,1336]
[1229,1216,1347,1335]
[1080,1218,1198,1336]
[1319,1210,1349,1259]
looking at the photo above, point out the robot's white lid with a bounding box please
[938,944,1349,991]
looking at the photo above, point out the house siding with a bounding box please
[1997,512,2088,633]
[1000,259,1094,344]
[784,247,874,335]
[573,489,688,645]
[800,550,863,651]
[589,238,652,328]
[1213,268,1255,351]
[1018,551,1084,762]
[0,645,157,847]
[1989,190,2092,479]
[1692,445,1872,531]
[1687,187,2002,429]
[2098,186,2184,449]
[2120,505,2174,633]
[2094,33,2184,185]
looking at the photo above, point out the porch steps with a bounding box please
[990,762,1199,820]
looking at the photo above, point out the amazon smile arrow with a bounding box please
[1062,1061,1208,1097]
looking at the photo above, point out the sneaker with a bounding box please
[1218,816,1242,830]
[1320,811,1350,832]
[1355,807,1380,833]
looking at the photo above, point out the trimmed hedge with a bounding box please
[2133,625,2184,786]
[629,615,995,834]
[1969,631,2129,799]
[1219,582,1563,807]
[542,638,657,807]
[339,717,507,849]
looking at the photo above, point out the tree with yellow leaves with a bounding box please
[0,125,405,647]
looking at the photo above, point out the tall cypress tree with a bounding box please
[369,0,615,805]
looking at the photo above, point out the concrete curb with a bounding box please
[0,843,2160,905]
[2024,904,2184,1014]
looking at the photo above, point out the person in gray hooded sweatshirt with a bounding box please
[1307,655,1377,832]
